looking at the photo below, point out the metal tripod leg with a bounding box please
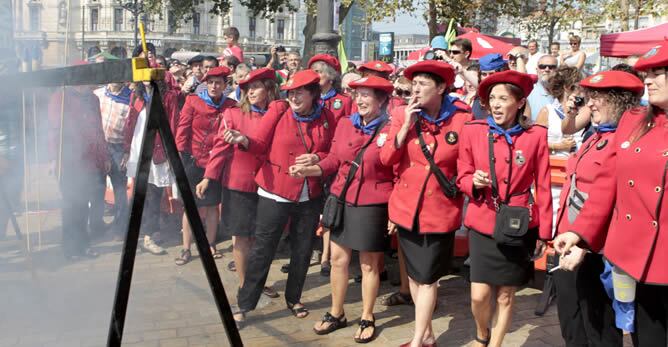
[106,84,242,347]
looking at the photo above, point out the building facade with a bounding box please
[12,0,303,68]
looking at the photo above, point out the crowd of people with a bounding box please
[33,25,668,347]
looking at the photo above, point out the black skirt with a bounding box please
[222,188,258,237]
[185,162,222,207]
[331,204,389,252]
[397,227,455,285]
[468,228,538,286]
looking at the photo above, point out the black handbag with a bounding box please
[488,134,533,247]
[415,125,460,199]
[321,120,387,230]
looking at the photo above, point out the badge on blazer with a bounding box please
[333,99,343,110]
[514,150,526,166]
[596,139,608,150]
[445,131,458,145]
[377,133,388,147]
[621,140,630,149]
[323,120,329,129]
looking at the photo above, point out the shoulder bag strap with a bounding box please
[337,120,387,201]
[488,133,501,202]
[295,120,314,153]
[416,123,458,196]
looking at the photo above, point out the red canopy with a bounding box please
[600,22,668,57]
[455,32,517,60]
[406,47,430,60]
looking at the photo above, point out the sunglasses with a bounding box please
[448,50,462,55]
[395,89,411,97]
[538,64,557,70]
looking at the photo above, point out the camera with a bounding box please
[574,96,585,107]
[423,50,442,61]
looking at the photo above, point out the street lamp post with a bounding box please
[312,0,340,55]
[118,0,144,47]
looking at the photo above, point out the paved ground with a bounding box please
[0,171,632,347]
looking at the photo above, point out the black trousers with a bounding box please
[107,143,128,233]
[60,170,106,256]
[237,196,321,311]
[633,283,668,347]
[139,183,163,236]
[554,253,623,347]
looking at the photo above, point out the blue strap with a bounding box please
[486,116,525,145]
[350,112,388,135]
[552,99,566,120]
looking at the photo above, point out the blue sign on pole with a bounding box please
[378,32,394,61]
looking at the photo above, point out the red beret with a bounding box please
[308,54,341,73]
[634,40,668,71]
[403,61,455,86]
[580,70,645,94]
[359,61,393,74]
[238,67,276,87]
[478,70,534,104]
[281,69,320,91]
[202,66,231,82]
[348,75,394,94]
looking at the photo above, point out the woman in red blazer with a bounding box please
[358,60,407,115]
[175,66,237,261]
[223,69,336,324]
[292,76,394,343]
[550,70,644,347]
[457,70,552,347]
[555,41,668,346]
[380,60,472,347]
[194,68,280,300]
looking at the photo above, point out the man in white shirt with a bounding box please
[526,40,541,74]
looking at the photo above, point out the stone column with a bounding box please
[312,0,340,55]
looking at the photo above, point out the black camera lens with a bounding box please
[574,96,585,107]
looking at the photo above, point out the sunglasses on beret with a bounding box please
[394,89,411,97]
[448,50,462,55]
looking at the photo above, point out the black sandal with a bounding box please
[287,302,309,319]
[174,249,191,266]
[381,291,413,306]
[313,312,347,335]
[474,328,490,346]
[353,315,376,343]
[232,307,246,329]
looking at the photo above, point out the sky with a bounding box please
[372,12,429,35]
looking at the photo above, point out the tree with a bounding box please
[426,0,523,39]
[595,0,667,31]
[520,0,597,46]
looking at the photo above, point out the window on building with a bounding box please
[114,8,123,32]
[277,19,285,41]
[249,17,256,40]
[90,8,99,31]
[192,12,200,35]
[168,11,176,34]
[29,6,39,31]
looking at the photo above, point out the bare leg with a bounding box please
[314,241,351,331]
[205,206,219,252]
[233,236,252,286]
[398,243,410,295]
[321,230,331,265]
[470,282,494,346]
[356,251,383,340]
[181,213,192,250]
[489,285,516,347]
[408,278,438,347]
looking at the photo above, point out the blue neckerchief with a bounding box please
[234,86,241,101]
[487,116,525,145]
[250,104,267,115]
[291,103,323,123]
[105,86,131,105]
[594,123,617,133]
[419,95,459,125]
[350,112,388,135]
[552,99,566,120]
[321,88,337,101]
[197,90,226,109]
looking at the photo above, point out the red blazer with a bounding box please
[457,121,553,240]
[380,105,472,234]
[48,88,109,172]
[175,94,237,168]
[318,117,394,205]
[204,107,265,193]
[604,108,668,284]
[122,90,180,165]
[555,131,617,253]
[247,100,336,201]
[322,92,353,125]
